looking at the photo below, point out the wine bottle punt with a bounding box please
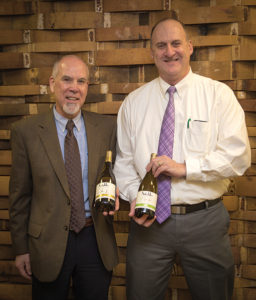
[135,153,158,219]
[95,150,116,212]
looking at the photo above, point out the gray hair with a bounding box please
[51,55,89,78]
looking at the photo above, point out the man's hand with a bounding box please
[147,155,186,178]
[129,199,156,227]
[15,253,32,280]
[103,187,120,216]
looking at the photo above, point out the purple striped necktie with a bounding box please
[156,86,176,224]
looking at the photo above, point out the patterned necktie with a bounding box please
[65,119,85,233]
[156,86,176,224]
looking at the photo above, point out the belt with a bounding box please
[84,216,93,227]
[171,198,222,215]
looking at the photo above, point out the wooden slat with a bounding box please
[111,286,126,300]
[60,29,90,42]
[1,67,52,85]
[237,80,256,91]
[0,151,11,165]
[0,53,59,70]
[3,41,97,53]
[106,83,145,94]
[103,0,164,12]
[252,149,256,164]
[243,234,256,248]
[0,1,35,16]
[193,46,233,62]
[39,0,94,13]
[96,25,238,47]
[0,210,9,220]
[179,6,245,24]
[232,37,256,60]
[241,265,256,280]
[235,177,256,197]
[96,25,151,41]
[113,263,126,276]
[247,127,256,136]
[223,195,239,211]
[246,112,256,126]
[230,210,256,221]
[0,261,18,276]
[0,53,25,70]
[239,100,256,112]
[241,0,256,4]
[115,233,128,247]
[0,283,31,300]
[96,48,153,66]
[85,101,122,114]
[0,30,24,45]
[191,35,238,46]
[0,103,38,116]
[44,12,103,29]
[0,232,11,245]
[239,22,256,35]
[0,176,9,196]
[249,137,256,148]
[0,86,41,97]
[0,245,14,260]
[0,130,10,140]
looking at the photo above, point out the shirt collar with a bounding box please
[158,68,194,99]
[53,106,82,132]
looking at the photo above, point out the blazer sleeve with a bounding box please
[9,123,32,255]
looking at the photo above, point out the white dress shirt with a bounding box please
[114,69,251,205]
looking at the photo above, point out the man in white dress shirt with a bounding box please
[114,18,251,300]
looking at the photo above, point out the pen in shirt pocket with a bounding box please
[187,118,207,128]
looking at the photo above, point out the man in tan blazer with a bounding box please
[9,55,118,300]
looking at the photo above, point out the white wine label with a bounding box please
[95,182,115,201]
[135,191,157,211]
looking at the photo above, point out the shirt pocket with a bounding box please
[185,120,209,154]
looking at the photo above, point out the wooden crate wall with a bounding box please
[0,0,256,299]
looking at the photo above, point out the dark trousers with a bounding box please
[32,225,112,300]
[127,201,234,300]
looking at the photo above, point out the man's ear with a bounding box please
[49,76,55,93]
[188,40,193,56]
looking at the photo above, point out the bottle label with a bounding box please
[95,182,116,201]
[135,191,157,211]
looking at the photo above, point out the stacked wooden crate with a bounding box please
[0,0,255,299]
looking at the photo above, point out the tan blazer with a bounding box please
[9,109,118,282]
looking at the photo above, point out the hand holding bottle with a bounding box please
[131,153,158,227]
[102,187,120,216]
[129,198,156,227]
[147,155,186,178]
[95,150,119,215]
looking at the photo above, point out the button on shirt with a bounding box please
[53,107,90,216]
[113,69,251,205]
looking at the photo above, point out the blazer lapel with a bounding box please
[37,110,70,198]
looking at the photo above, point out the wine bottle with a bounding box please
[95,150,116,212]
[135,153,157,219]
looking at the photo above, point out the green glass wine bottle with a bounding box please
[135,153,157,219]
[94,150,116,212]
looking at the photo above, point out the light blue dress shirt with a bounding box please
[53,107,90,217]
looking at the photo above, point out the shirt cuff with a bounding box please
[185,157,202,181]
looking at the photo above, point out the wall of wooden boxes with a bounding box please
[0,0,256,299]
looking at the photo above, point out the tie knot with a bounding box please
[168,86,176,95]
[66,119,75,133]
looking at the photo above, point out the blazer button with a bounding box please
[64,225,68,231]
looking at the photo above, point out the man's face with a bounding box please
[49,56,89,119]
[151,20,193,85]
